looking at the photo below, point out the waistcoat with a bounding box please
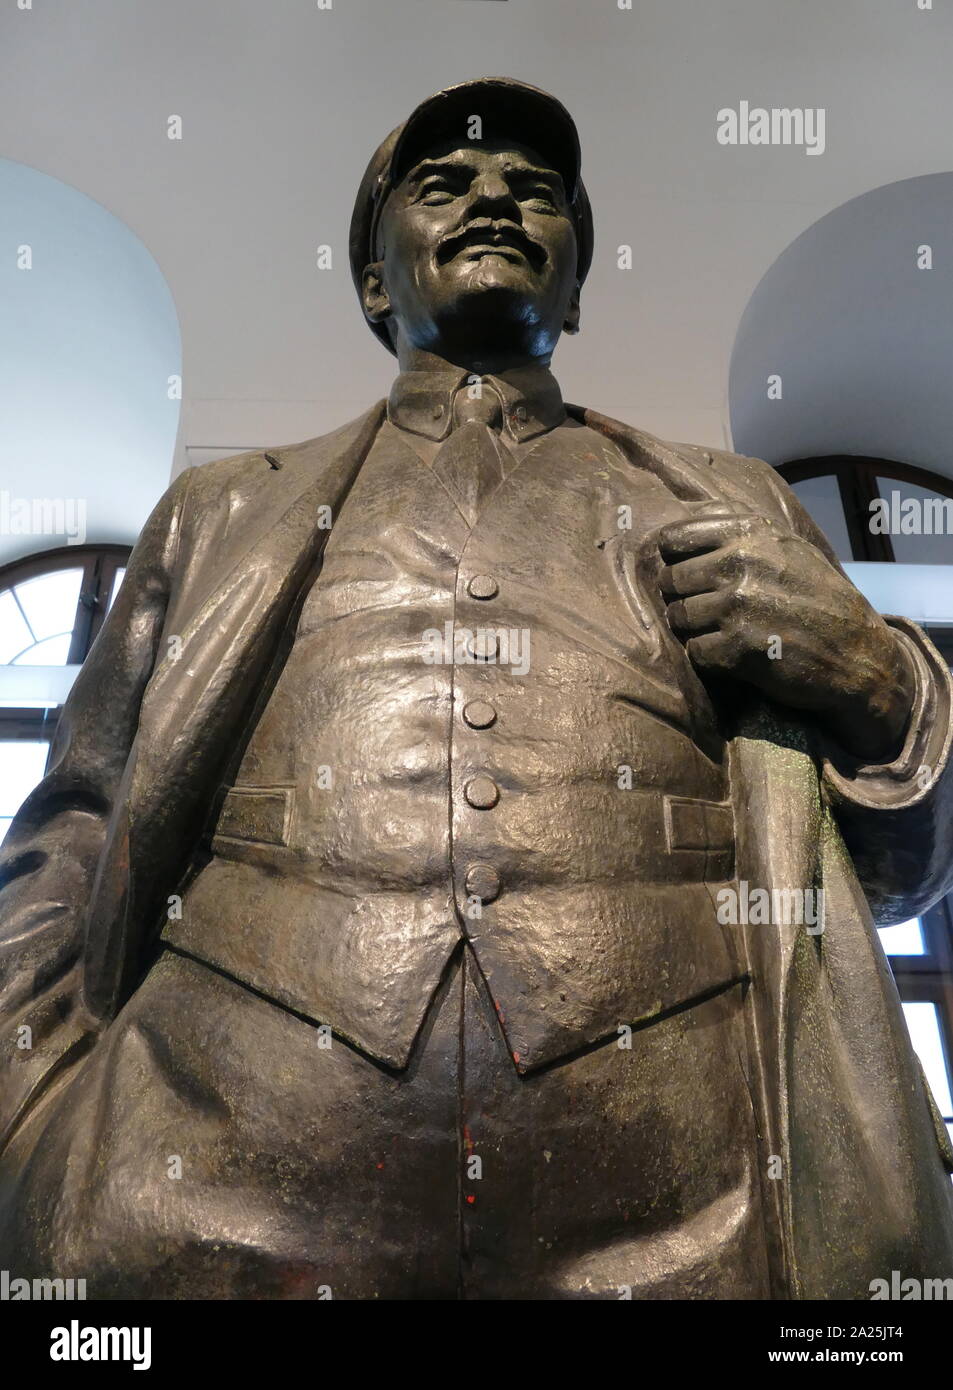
[164,416,738,1070]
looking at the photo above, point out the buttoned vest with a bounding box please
[164,417,739,1071]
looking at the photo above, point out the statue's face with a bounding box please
[364,139,580,362]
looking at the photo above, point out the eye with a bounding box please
[516,182,559,210]
[416,178,459,205]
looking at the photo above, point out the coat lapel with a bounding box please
[570,404,725,503]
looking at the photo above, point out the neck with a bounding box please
[395,343,553,378]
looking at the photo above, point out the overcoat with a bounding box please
[1,401,951,1298]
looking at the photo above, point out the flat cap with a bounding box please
[349,77,593,354]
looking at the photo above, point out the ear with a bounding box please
[361,263,392,324]
[562,285,581,335]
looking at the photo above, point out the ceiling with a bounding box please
[1,0,952,547]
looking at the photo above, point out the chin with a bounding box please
[443,298,537,354]
[443,275,542,324]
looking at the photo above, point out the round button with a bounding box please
[513,404,528,423]
[462,699,497,729]
[431,403,445,419]
[467,630,498,661]
[467,574,499,600]
[464,776,500,809]
[465,863,501,903]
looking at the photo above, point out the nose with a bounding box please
[465,171,521,219]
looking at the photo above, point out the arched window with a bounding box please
[780,454,953,668]
[0,545,130,843]
[778,456,953,561]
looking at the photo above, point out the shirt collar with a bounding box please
[387,363,566,445]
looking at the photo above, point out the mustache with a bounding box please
[436,219,546,269]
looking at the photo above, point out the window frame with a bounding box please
[777,456,953,563]
[0,544,131,775]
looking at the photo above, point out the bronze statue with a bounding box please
[1,78,951,1300]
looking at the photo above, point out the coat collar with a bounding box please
[387,363,565,445]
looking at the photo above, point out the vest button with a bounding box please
[467,630,498,661]
[465,863,501,903]
[464,776,500,809]
[462,700,497,729]
[467,574,499,600]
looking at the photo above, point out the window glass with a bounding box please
[878,918,926,956]
[109,567,126,610]
[0,589,34,664]
[790,475,853,562]
[14,634,74,666]
[902,1001,953,1117]
[0,549,129,846]
[13,569,83,645]
[875,479,953,565]
[0,568,83,666]
[0,739,51,842]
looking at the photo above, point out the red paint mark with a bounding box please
[462,1124,474,1153]
[512,1051,521,1064]
[376,1162,385,1170]
[465,1194,476,1205]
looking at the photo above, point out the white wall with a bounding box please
[731,173,953,482]
[1,0,951,497]
[0,159,181,564]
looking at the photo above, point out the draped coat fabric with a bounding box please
[1,400,951,1299]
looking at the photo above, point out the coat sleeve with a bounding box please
[734,453,953,925]
[0,467,193,1146]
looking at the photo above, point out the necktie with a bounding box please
[430,385,508,528]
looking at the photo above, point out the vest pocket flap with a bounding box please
[665,796,734,852]
[215,785,294,846]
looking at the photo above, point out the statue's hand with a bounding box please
[657,509,915,762]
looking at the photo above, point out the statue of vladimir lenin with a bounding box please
[1,78,951,1300]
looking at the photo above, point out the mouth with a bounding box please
[437,224,546,271]
[462,245,525,263]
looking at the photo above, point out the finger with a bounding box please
[684,630,738,673]
[665,591,727,637]
[658,551,724,598]
[657,511,767,563]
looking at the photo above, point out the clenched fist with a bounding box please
[657,509,915,762]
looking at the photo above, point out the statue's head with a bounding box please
[349,78,593,369]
